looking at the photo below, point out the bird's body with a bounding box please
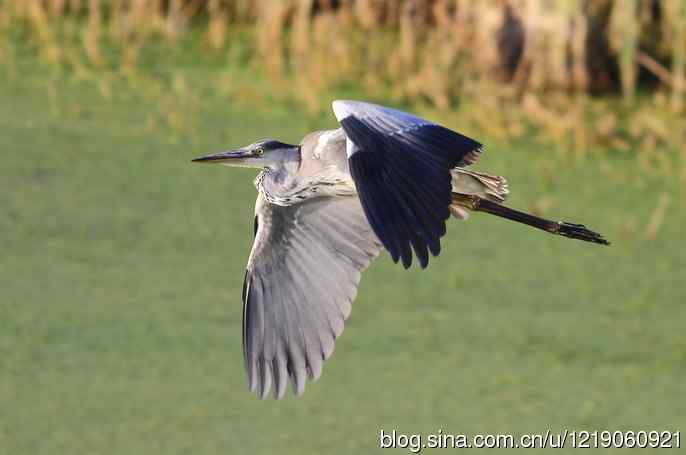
[256,128,503,209]
[193,100,608,399]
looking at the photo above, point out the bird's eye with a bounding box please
[254,147,264,156]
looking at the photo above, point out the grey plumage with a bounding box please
[193,100,608,399]
[244,193,380,399]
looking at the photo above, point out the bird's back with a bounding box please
[299,128,350,176]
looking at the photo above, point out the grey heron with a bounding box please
[193,100,609,399]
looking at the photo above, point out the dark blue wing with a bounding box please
[333,100,481,269]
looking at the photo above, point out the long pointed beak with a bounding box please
[191,149,253,163]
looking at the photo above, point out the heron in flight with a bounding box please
[193,100,608,399]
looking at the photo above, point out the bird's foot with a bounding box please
[557,221,610,245]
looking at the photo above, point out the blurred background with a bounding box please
[2,0,685,453]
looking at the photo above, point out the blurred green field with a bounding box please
[2,55,685,454]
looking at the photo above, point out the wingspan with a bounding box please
[242,193,381,399]
[332,100,482,268]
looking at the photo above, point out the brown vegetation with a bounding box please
[1,0,685,170]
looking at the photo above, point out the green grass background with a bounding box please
[2,52,685,454]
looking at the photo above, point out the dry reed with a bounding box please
[1,0,684,160]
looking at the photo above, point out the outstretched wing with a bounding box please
[242,193,381,399]
[332,100,481,269]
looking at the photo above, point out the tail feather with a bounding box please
[451,168,509,203]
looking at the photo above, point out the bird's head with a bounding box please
[192,139,300,170]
